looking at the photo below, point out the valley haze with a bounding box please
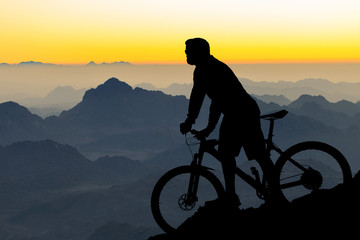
[1,62,360,101]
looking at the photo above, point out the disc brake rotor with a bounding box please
[178,194,197,211]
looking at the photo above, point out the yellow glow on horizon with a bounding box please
[1,0,360,64]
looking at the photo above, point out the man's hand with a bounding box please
[194,127,213,140]
[180,121,192,135]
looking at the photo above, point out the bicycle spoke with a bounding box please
[276,141,351,202]
[280,179,303,189]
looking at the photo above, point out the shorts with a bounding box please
[218,113,266,160]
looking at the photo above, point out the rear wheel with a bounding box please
[275,141,352,202]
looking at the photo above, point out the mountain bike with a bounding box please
[151,110,352,233]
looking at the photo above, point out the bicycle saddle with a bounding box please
[260,109,288,120]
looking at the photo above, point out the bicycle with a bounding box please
[151,109,352,233]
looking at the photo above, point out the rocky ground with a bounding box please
[148,171,360,240]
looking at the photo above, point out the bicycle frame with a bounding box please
[186,134,267,200]
[266,118,307,173]
[185,111,302,200]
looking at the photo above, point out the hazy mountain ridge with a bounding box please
[56,78,187,131]
[243,78,360,103]
[16,77,360,119]
[20,86,87,117]
[0,140,148,191]
[0,102,48,145]
[138,78,360,103]
[1,77,360,162]
[0,78,193,159]
[1,77,360,161]
[45,78,188,159]
[288,94,360,115]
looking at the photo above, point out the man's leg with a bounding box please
[256,157,284,205]
[218,151,241,206]
[244,120,284,204]
[221,152,236,195]
[218,116,241,206]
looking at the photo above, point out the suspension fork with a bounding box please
[186,152,203,203]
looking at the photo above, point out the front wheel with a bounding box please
[151,165,225,233]
[275,141,352,202]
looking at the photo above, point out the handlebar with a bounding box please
[185,129,219,155]
[185,129,206,143]
[189,129,200,135]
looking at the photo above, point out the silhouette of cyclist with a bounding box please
[180,38,268,206]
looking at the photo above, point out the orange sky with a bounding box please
[1,0,360,64]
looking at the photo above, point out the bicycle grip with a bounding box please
[190,129,199,135]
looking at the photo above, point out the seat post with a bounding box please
[267,119,275,146]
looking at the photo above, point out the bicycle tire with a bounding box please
[275,141,352,202]
[151,165,225,233]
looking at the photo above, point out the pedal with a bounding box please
[251,167,266,199]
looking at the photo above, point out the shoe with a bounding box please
[226,193,241,207]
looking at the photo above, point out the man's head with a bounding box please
[185,38,210,65]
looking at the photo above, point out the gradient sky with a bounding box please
[1,0,360,64]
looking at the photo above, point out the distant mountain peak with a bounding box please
[294,94,329,104]
[297,78,332,84]
[82,78,133,102]
[0,101,33,115]
[289,94,330,109]
[18,61,55,66]
[135,82,157,91]
[297,94,328,102]
[87,61,96,65]
[100,78,133,92]
[19,61,44,65]
[104,77,125,85]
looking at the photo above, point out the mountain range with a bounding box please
[0,77,360,239]
[0,78,190,159]
[1,77,360,164]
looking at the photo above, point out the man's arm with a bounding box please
[207,101,221,131]
[186,79,206,124]
[180,73,206,134]
[193,101,221,138]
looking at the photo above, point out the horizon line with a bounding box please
[2,60,360,66]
